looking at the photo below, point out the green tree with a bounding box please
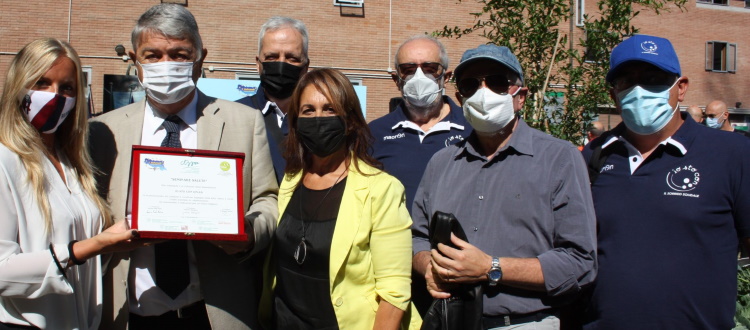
[437,0,687,144]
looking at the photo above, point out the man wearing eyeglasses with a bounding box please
[582,35,750,329]
[369,36,472,217]
[411,44,597,329]
[705,100,750,137]
[369,35,473,316]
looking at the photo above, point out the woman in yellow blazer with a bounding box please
[260,68,421,329]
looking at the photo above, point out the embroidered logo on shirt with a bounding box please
[444,134,465,147]
[600,164,614,173]
[664,165,700,198]
[383,132,406,141]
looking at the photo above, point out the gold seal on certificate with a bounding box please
[130,145,246,241]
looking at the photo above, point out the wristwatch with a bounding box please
[487,257,502,286]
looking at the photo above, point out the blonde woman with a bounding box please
[0,38,143,329]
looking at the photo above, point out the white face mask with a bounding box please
[462,87,519,133]
[21,89,76,134]
[402,67,442,108]
[139,61,196,105]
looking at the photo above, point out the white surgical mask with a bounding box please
[462,87,519,133]
[616,79,679,135]
[705,112,725,129]
[402,67,442,108]
[21,89,76,134]
[139,61,196,104]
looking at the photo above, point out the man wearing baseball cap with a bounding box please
[582,34,750,329]
[412,44,597,329]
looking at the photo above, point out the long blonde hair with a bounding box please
[0,38,113,232]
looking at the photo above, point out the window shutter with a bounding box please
[706,42,714,71]
[728,43,737,73]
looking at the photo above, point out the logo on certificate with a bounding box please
[220,161,231,171]
[144,158,166,171]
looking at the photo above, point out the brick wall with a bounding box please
[1,0,747,123]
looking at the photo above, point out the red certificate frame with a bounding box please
[130,145,246,241]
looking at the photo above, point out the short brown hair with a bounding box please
[284,68,381,175]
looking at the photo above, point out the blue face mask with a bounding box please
[616,79,679,135]
[705,113,725,129]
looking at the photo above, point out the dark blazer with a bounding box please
[237,88,286,183]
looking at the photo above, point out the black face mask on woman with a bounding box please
[296,116,346,157]
[260,61,304,99]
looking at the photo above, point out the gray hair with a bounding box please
[258,16,309,62]
[131,4,203,60]
[394,35,450,70]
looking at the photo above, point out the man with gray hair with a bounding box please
[370,35,471,214]
[412,44,596,328]
[238,16,309,183]
[90,4,278,329]
[369,37,472,314]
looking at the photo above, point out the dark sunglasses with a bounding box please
[457,74,512,97]
[398,62,444,78]
[611,74,678,91]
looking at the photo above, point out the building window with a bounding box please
[746,0,750,8]
[705,41,737,73]
[82,66,94,114]
[697,0,728,4]
[576,0,585,26]
[333,0,363,7]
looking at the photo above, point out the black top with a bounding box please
[273,178,347,330]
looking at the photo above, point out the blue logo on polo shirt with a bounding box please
[664,165,700,198]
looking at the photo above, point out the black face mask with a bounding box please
[296,116,346,158]
[260,61,304,99]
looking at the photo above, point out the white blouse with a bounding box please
[0,144,103,330]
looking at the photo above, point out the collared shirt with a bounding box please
[127,94,203,316]
[412,119,597,316]
[261,100,285,129]
[369,96,472,212]
[237,88,286,183]
[582,114,750,329]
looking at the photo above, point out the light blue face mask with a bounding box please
[616,79,679,135]
[705,113,725,129]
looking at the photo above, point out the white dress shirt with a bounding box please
[127,95,204,316]
[0,146,103,329]
[261,100,285,128]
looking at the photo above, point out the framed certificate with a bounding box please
[130,145,246,241]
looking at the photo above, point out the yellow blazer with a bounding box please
[261,158,421,329]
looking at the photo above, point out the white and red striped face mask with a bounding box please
[20,90,76,134]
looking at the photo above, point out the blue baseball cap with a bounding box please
[454,44,524,84]
[606,34,681,83]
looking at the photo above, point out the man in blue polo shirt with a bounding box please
[582,34,750,329]
[369,35,472,213]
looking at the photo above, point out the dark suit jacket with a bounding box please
[237,88,286,183]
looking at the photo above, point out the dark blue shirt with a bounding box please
[237,88,286,183]
[369,96,471,212]
[582,114,750,329]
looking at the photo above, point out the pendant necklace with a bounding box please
[294,168,347,265]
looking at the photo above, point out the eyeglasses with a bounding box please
[611,73,679,91]
[457,74,512,97]
[397,62,444,78]
[705,111,725,119]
